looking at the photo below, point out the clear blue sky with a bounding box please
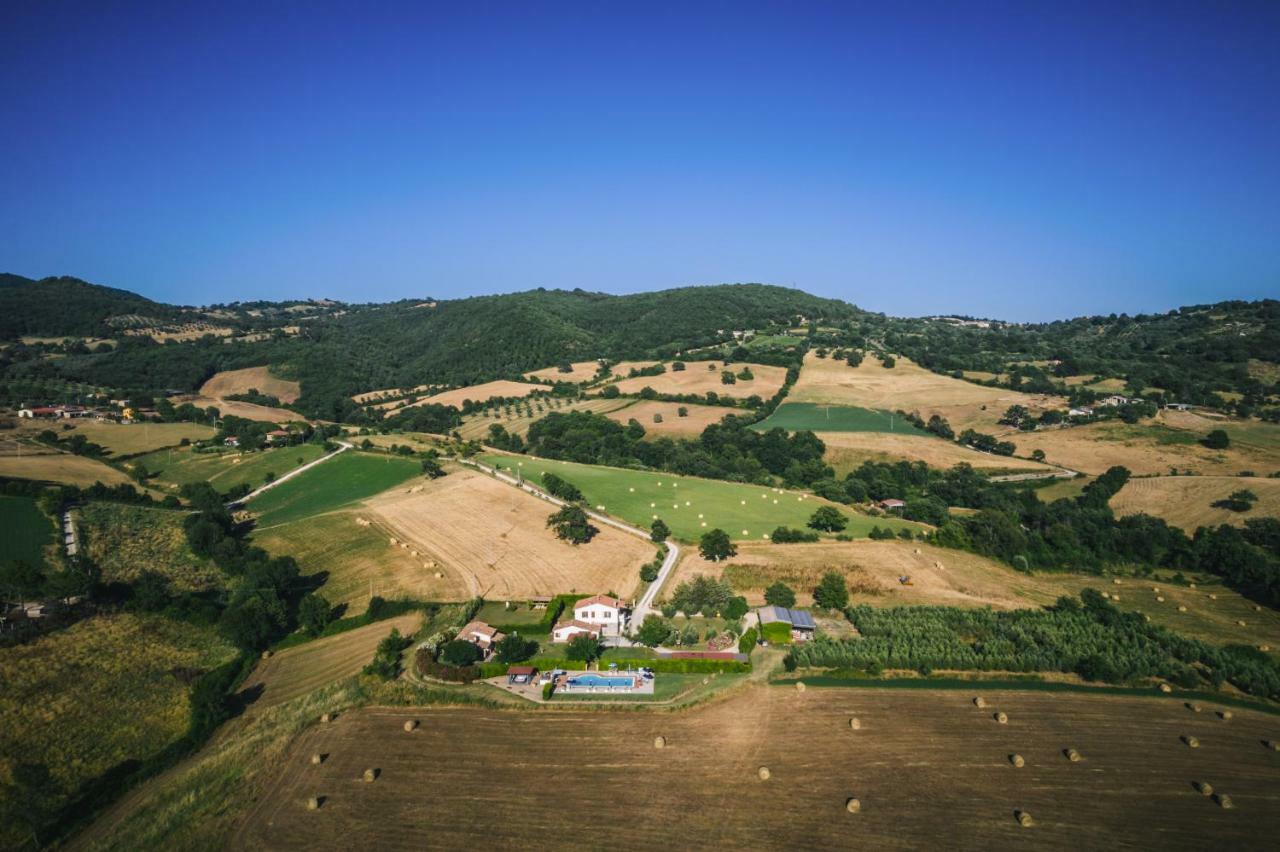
[2,1,1277,320]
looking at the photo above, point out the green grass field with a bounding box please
[751,402,930,434]
[78,502,226,592]
[0,494,55,567]
[477,454,916,541]
[248,451,421,528]
[133,443,327,492]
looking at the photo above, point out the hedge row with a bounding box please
[485,594,575,635]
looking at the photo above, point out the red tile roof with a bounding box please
[574,594,623,611]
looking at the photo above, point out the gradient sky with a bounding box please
[2,1,1277,320]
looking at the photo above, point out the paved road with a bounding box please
[228,440,352,507]
[459,457,679,629]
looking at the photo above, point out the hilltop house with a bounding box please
[573,594,628,636]
[1068,406,1094,417]
[551,619,601,643]
[1099,395,1133,407]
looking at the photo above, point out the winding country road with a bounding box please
[459,457,679,628]
[227,440,353,507]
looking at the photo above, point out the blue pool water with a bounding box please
[567,674,634,688]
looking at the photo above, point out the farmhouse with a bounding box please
[878,498,906,511]
[1166,402,1193,411]
[1099,395,1133,407]
[551,619,602,643]
[573,594,628,636]
[757,606,816,642]
[1068,406,1094,417]
[265,429,291,443]
[18,405,90,419]
[457,620,505,654]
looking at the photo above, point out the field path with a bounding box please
[229,440,351,507]
[459,458,679,626]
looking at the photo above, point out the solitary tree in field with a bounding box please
[813,571,849,610]
[721,371,737,385]
[1031,449,1046,462]
[677,406,688,417]
[882,356,896,368]
[547,505,598,545]
[1202,429,1230,450]
[807,506,847,532]
[764,581,796,608]
[699,528,737,561]
[650,518,671,543]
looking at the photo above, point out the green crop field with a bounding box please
[752,402,930,434]
[248,451,422,528]
[133,442,327,492]
[0,494,55,567]
[477,454,916,542]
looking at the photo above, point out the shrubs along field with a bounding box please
[603,400,742,438]
[820,431,1053,475]
[131,443,327,492]
[234,688,1280,850]
[0,614,237,849]
[752,402,929,434]
[477,453,917,542]
[456,397,633,440]
[609,361,788,400]
[246,452,421,528]
[78,503,226,592]
[0,493,56,567]
[1108,476,1280,532]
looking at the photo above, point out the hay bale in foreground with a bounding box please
[758,766,771,780]
[310,753,323,765]
[1016,810,1033,828]
[320,712,333,723]
[1159,683,1173,694]
[363,768,377,783]
[995,712,1008,724]
[845,797,861,813]
[1195,781,1214,797]
[1064,748,1081,762]
[1267,740,1280,752]
[973,696,986,708]
[1214,793,1234,809]
[1186,702,1202,713]
[307,796,321,810]
[1183,735,1200,748]
[1177,605,1187,612]
[1010,754,1025,768]
[795,681,806,693]
[1218,710,1233,721]
[849,717,861,730]
[654,736,666,749]
[404,719,418,732]
[261,650,272,660]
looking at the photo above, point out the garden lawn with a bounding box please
[751,402,929,434]
[248,451,421,527]
[477,454,916,542]
[0,494,55,567]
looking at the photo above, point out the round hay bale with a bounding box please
[1183,735,1200,748]
[1236,620,1247,627]
[362,768,376,783]
[701,677,710,685]
[849,717,861,730]
[1195,781,1214,797]
[654,736,666,749]
[1156,596,1165,603]
[307,796,321,810]
[1267,740,1280,752]
[973,696,986,708]
[1177,605,1187,613]
[995,712,1008,724]
[1065,748,1081,762]
[1187,702,1202,713]
[795,681,806,693]
[1010,753,1025,768]
[1259,645,1271,652]
[1016,810,1033,828]
[261,650,272,660]
[1112,595,1120,601]
[1152,586,1160,593]
[1189,582,1196,589]
[320,712,333,723]
[310,753,323,765]
[845,797,862,813]
[1209,594,1217,600]
[1113,578,1123,585]
[1219,710,1233,721]
[1159,683,1173,694]
[1214,793,1233,810]
[758,766,771,780]
[1255,605,1263,612]
[404,719,417,732]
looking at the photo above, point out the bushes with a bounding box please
[738,627,758,654]
[416,648,482,683]
[363,628,411,680]
[541,471,584,502]
[771,526,819,543]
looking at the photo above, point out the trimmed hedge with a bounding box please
[486,594,574,635]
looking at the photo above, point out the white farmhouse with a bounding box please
[573,594,628,636]
[551,619,601,643]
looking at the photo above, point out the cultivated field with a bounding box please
[352,385,435,405]
[405,380,551,410]
[78,503,226,592]
[1011,413,1280,476]
[132,443,327,492]
[603,400,741,437]
[1109,476,1280,532]
[477,453,917,542]
[170,394,303,423]
[248,452,421,528]
[753,402,928,434]
[789,352,1063,433]
[14,419,216,457]
[610,361,787,400]
[199,366,301,403]
[239,614,425,712]
[233,688,1280,851]
[819,431,1054,475]
[0,452,134,487]
[524,361,605,383]
[0,614,236,848]
[456,397,633,440]
[0,494,55,566]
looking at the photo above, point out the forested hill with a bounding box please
[0,274,188,338]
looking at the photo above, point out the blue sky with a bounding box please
[2,1,1277,320]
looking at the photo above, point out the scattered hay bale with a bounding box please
[320,712,333,723]
[758,766,771,780]
[1016,810,1033,828]
[261,650,272,660]
[1189,583,1196,589]
[1010,754,1025,768]
[307,796,321,810]
[434,571,443,578]
[1177,605,1188,613]
[1267,740,1280,752]
[1186,702,1202,713]
[1236,620,1247,627]
[1064,748,1081,762]
[1255,605,1263,612]
[1156,596,1165,603]
[389,537,398,545]
[973,696,986,708]
[1183,735,1200,748]
[356,517,371,526]
[1218,710,1233,721]
[1152,586,1160,593]
[795,681,806,693]
[913,548,921,555]
[1214,793,1233,810]
[1195,781,1214,797]
[995,712,1008,724]
[654,736,666,749]
[310,753,323,765]
[845,797,862,813]
[1113,578,1123,585]
[849,717,861,730]
[1159,683,1173,694]
[1209,594,1218,600]
[1112,595,1120,601]
[1259,645,1272,652]
[404,720,417,732]
[363,768,377,783]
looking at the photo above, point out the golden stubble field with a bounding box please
[0,451,134,486]
[610,361,788,400]
[790,352,1063,432]
[387,380,552,411]
[819,431,1054,474]
[232,687,1280,851]
[1110,476,1280,532]
[604,399,742,437]
[199,366,301,403]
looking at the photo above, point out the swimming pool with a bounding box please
[565,673,635,689]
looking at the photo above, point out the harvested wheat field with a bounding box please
[611,361,787,400]
[404,380,551,410]
[790,352,1063,433]
[0,452,134,486]
[351,384,435,405]
[239,614,424,712]
[524,360,605,383]
[1110,476,1280,532]
[457,397,633,440]
[820,431,1054,474]
[674,540,1047,609]
[200,366,301,403]
[604,400,741,437]
[364,469,652,599]
[171,394,303,423]
[233,687,1280,851]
